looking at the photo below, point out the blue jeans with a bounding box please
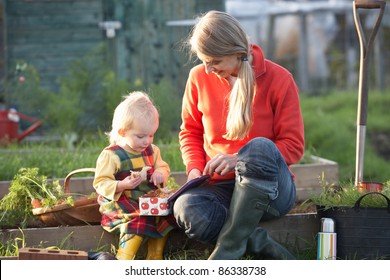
[173,137,296,243]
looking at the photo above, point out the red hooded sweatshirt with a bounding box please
[179,44,305,181]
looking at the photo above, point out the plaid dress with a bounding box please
[97,145,177,244]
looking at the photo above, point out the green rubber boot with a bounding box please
[247,228,296,260]
[208,181,277,260]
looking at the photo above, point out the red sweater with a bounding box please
[179,44,305,181]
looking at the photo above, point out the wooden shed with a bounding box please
[0,0,225,93]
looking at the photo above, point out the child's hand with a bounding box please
[117,174,143,192]
[150,171,165,187]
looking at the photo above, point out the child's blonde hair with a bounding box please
[108,91,159,145]
[188,10,254,140]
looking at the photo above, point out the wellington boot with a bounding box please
[145,235,169,260]
[247,228,296,260]
[116,235,143,260]
[209,182,274,260]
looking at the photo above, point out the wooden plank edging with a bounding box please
[0,213,318,258]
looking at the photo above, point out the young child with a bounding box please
[93,91,176,260]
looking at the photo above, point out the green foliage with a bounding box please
[301,90,390,183]
[45,44,184,142]
[309,177,390,208]
[165,176,181,190]
[0,228,25,257]
[1,61,52,119]
[158,143,186,173]
[149,79,182,141]
[0,141,101,181]
[1,45,182,144]
[45,45,137,136]
[0,168,65,227]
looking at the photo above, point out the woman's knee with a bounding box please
[172,193,193,221]
[248,137,274,147]
[236,138,280,179]
[173,193,227,243]
[239,137,278,160]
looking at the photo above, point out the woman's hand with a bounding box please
[117,175,143,192]
[150,171,165,187]
[203,153,238,176]
[187,168,202,182]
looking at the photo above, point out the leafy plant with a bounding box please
[44,44,143,139]
[165,177,181,190]
[1,61,53,119]
[0,228,26,257]
[0,168,70,228]
[308,173,390,208]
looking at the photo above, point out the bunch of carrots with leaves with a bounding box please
[0,168,73,228]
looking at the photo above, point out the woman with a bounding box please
[173,11,305,260]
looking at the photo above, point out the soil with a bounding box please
[288,202,317,214]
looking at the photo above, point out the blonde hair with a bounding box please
[108,91,159,145]
[188,10,255,140]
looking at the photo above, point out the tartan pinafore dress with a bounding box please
[97,145,177,245]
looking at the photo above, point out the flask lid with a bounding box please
[320,217,335,232]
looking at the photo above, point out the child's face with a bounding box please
[121,116,158,153]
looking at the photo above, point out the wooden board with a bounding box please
[0,213,318,258]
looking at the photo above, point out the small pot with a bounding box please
[357,182,384,193]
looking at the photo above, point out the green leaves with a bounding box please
[0,168,64,228]
[310,178,390,208]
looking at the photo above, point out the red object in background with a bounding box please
[0,109,42,143]
[357,182,384,193]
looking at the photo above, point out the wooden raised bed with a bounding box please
[0,213,318,260]
[0,157,337,259]
[292,156,338,201]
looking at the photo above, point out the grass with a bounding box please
[309,178,390,208]
[0,143,103,181]
[0,134,185,181]
[301,89,390,183]
[0,228,25,257]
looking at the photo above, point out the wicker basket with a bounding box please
[32,168,101,226]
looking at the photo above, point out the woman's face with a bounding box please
[198,53,241,78]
